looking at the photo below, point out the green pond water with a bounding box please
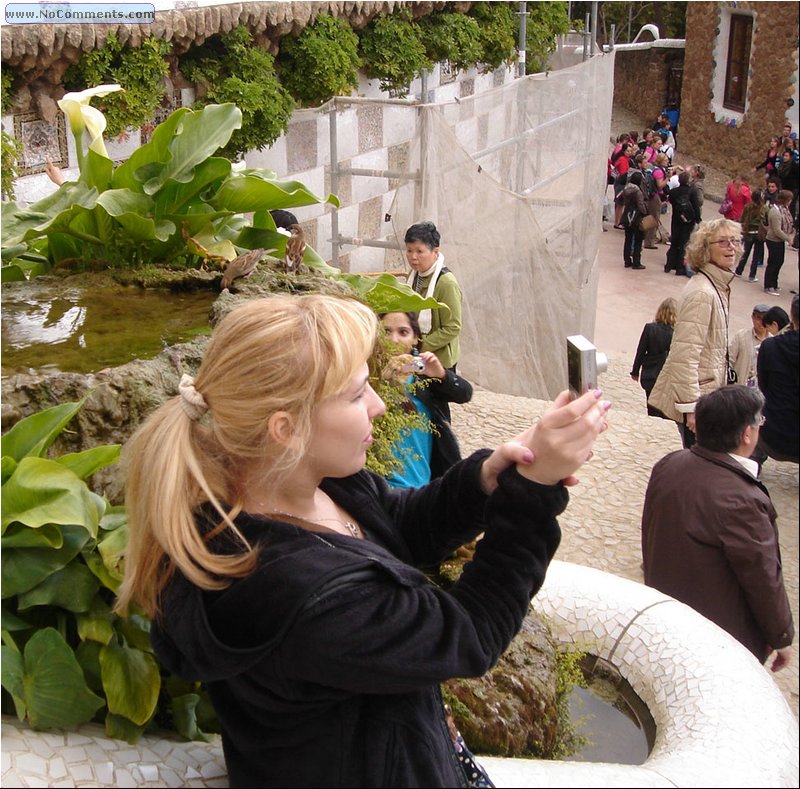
[2,281,216,374]
[566,655,655,764]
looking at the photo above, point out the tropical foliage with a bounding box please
[1,92,340,280]
[180,26,295,159]
[1,401,166,741]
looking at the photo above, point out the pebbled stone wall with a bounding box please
[678,1,799,176]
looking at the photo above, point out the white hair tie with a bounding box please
[178,374,208,421]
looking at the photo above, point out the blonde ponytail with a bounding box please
[116,294,379,618]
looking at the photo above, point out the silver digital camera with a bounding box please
[402,356,426,374]
[567,335,608,397]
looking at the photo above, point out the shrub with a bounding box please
[418,11,483,71]
[64,34,170,138]
[180,26,294,160]
[277,14,361,106]
[1,68,22,201]
[359,10,431,97]
[468,2,519,69]
[525,2,572,73]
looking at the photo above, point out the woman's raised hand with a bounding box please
[479,389,611,494]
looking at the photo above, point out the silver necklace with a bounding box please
[269,510,362,539]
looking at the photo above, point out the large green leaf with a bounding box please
[17,562,100,613]
[114,613,152,653]
[111,108,192,192]
[104,712,147,744]
[1,643,27,718]
[14,628,105,729]
[1,457,105,536]
[83,148,113,191]
[1,185,96,248]
[18,189,102,247]
[1,522,63,549]
[2,456,17,485]
[171,693,213,742]
[94,189,177,243]
[337,273,446,314]
[100,642,160,725]
[153,156,232,216]
[1,603,34,632]
[1,524,90,598]
[56,444,121,480]
[143,104,242,196]
[213,173,339,213]
[96,522,129,585]
[0,264,26,282]
[1,399,85,462]
[77,604,116,646]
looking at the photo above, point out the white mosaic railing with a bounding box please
[3,560,798,787]
[483,560,799,787]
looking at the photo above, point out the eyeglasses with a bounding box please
[710,238,742,248]
[754,415,766,427]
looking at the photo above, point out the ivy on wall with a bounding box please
[1,69,21,199]
[358,9,431,97]
[276,14,362,107]
[64,34,170,139]
[180,26,295,160]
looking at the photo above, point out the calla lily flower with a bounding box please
[58,84,123,164]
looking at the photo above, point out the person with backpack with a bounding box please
[643,153,670,249]
[612,142,636,227]
[664,171,696,276]
[621,170,648,270]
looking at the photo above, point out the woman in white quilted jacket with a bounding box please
[648,218,742,447]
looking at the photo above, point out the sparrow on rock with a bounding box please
[284,224,306,273]
[220,248,266,291]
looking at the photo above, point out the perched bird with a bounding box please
[220,248,266,291]
[284,224,306,273]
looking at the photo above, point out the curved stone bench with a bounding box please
[482,560,799,787]
[3,561,797,787]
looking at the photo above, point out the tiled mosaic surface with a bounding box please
[3,560,797,788]
[13,112,67,175]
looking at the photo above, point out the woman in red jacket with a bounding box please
[721,173,752,221]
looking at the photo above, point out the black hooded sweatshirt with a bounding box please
[151,451,565,788]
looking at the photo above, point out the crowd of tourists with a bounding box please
[608,118,798,296]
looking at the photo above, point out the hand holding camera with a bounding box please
[479,388,611,493]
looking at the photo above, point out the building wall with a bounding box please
[613,45,685,132]
[679,1,799,177]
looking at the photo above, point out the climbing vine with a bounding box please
[276,14,361,107]
[180,26,294,159]
[358,9,431,97]
[64,34,170,138]
[1,68,22,200]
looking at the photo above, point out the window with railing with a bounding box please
[723,14,752,112]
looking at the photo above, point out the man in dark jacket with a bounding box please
[757,293,799,463]
[642,384,794,669]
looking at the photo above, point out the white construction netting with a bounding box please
[387,53,614,399]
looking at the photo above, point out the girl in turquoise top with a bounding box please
[380,312,473,488]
